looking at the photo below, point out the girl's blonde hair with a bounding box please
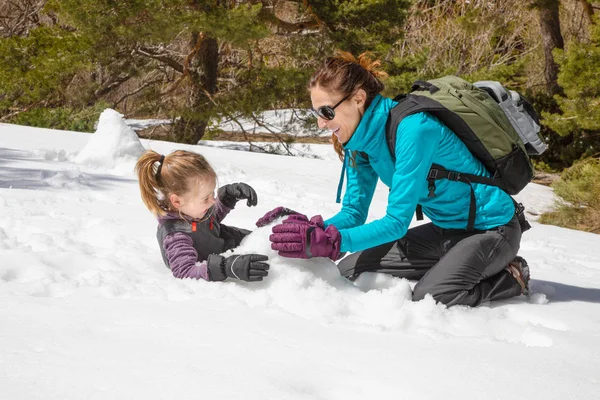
[135,150,217,216]
[308,51,388,162]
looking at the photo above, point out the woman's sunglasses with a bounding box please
[310,93,352,121]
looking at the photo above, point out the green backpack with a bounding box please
[385,76,543,231]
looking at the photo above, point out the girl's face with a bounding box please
[171,176,216,220]
[310,85,366,144]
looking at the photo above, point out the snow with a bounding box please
[1,111,600,400]
[215,109,323,137]
[124,109,325,138]
[197,139,340,161]
[124,118,172,131]
[75,109,145,172]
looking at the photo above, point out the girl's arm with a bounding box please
[163,232,211,280]
[213,199,232,223]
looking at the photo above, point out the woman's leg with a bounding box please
[336,223,444,280]
[412,215,523,307]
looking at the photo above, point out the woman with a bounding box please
[268,52,530,307]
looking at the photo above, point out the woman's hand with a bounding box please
[255,206,305,227]
[269,215,341,261]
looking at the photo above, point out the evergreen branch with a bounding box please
[219,111,294,156]
[134,46,184,73]
[158,32,206,96]
[113,78,163,107]
[93,74,133,99]
[302,0,325,29]
[259,6,319,35]
[248,112,294,156]
[0,0,44,36]
[0,100,43,122]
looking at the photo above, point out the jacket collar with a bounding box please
[342,94,397,155]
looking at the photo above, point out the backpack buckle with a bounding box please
[428,183,436,198]
[447,171,461,181]
[427,168,438,198]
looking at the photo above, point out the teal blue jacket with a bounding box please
[325,94,515,253]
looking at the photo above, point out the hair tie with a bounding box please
[156,155,165,180]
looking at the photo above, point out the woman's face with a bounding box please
[310,85,365,144]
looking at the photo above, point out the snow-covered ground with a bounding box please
[215,109,322,137]
[1,110,600,400]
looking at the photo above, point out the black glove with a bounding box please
[207,253,269,282]
[217,183,258,209]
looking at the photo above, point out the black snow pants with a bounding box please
[337,214,523,307]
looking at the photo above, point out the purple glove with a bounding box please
[269,215,341,261]
[255,206,305,227]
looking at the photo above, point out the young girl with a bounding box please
[135,149,269,282]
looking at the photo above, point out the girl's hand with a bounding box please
[217,183,258,208]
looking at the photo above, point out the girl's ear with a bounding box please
[169,193,183,210]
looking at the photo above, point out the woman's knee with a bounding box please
[412,283,465,306]
[412,279,438,302]
[412,285,428,302]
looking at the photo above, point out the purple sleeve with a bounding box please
[214,199,232,222]
[163,232,210,280]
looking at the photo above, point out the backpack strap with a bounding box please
[426,164,479,231]
[415,204,424,221]
[473,81,510,103]
[387,94,492,167]
[513,199,532,233]
[386,96,506,231]
[411,80,440,94]
[386,95,451,158]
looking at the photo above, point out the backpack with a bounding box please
[385,76,546,232]
[473,80,547,156]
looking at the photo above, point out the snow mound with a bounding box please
[74,108,145,170]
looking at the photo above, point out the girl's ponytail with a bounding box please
[135,150,168,216]
[135,149,217,217]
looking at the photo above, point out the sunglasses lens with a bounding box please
[318,106,335,120]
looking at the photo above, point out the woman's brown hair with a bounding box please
[135,150,217,216]
[308,51,388,162]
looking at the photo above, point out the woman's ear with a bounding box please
[169,193,183,210]
[354,89,367,109]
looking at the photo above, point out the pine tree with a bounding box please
[306,0,410,56]
[542,15,600,161]
[41,0,274,143]
[1,1,414,143]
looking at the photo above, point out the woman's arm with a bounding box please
[337,113,442,253]
[325,152,378,230]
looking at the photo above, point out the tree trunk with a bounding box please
[539,0,565,96]
[579,0,595,26]
[173,32,219,144]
